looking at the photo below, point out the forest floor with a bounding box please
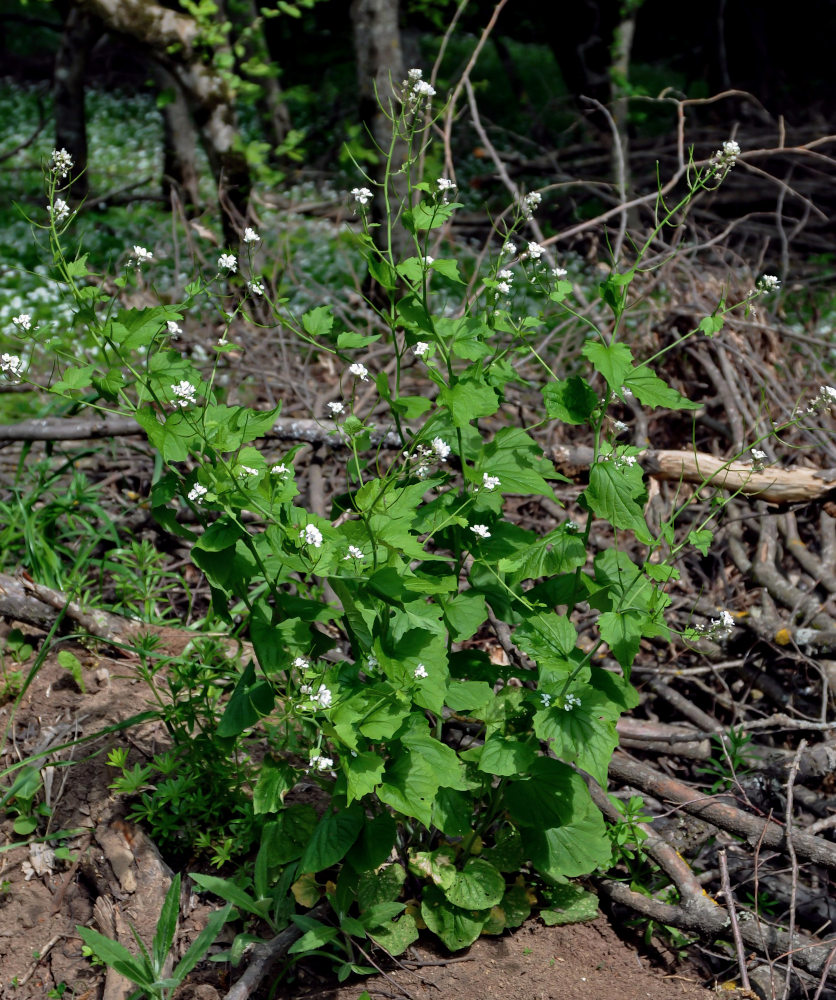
[0,637,715,1000]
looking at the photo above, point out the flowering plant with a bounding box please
[9,102,803,963]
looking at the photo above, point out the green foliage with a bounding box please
[696,727,756,792]
[11,68,783,983]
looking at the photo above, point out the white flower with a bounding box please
[470,524,491,539]
[348,362,369,381]
[496,281,511,295]
[312,684,332,708]
[526,242,544,259]
[328,400,345,415]
[414,663,428,679]
[807,385,836,413]
[620,386,634,399]
[351,187,373,207]
[431,437,451,460]
[481,473,501,491]
[50,148,74,179]
[717,610,735,630]
[751,448,766,461]
[437,177,456,193]
[131,246,153,266]
[710,138,741,176]
[271,463,288,475]
[238,465,259,477]
[408,68,423,83]
[12,313,32,330]
[565,520,579,531]
[620,454,637,467]
[502,241,517,256]
[166,320,182,337]
[613,419,628,434]
[187,483,208,503]
[423,255,434,266]
[218,253,237,272]
[551,266,567,279]
[243,227,260,243]
[299,683,313,695]
[523,191,542,212]
[171,380,197,408]
[413,80,436,98]
[413,341,429,357]
[498,269,513,281]
[0,354,24,381]
[344,545,364,561]
[293,657,310,670]
[564,693,581,711]
[248,280,264,296]
[756,274,780,293]
[309,753,334,771]
[540,692,552,707]
[300,524,323,548]
[49,198,71,223]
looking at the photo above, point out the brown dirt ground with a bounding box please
[0,629,715,1000]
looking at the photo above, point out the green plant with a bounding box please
[8,74,808,970]
[101,539,190,623]
[607,794,652,864]
[77,873,231,999]
[697,726,756,792]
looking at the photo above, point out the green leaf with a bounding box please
[689,528,713,555]
[445,859,505,910]
[190,873,263,917]
[409,847,457,890]
[584,460,652,543]
[421,886,487,950]
[368,913,419,955]
[66,254,89,279]
[515,612,577,665]
[343,750,385,803]
[153,873,181,971]
[598,610,643,672]
[581,340,633,390]
[368,256,399,290]
[253,758,296,814]
[523,806,611,879]
[540,882,599,925]
[533,688,619,786]
[75,927,147,984]
[698,314,723,337]
[302,305,333,337]
[216,662,275,738]
[478,734,536,777]
[194,515,244,552]
[542,376,598,425]
[438,378,499,428]
[337,330,380,349]
[173,903,232,979]
[347,811,398,872]
[441,591,487,641]
[623,365,698,410]
[299,804,365,873]
[478,427,565,497]
[288,923,340,954]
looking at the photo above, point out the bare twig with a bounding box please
[783,739,807,1000]
[718,848,751,992]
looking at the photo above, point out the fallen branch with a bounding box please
[608,753,836,869]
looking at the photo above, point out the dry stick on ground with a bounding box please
[608,753,836,869]
[222,902,331,1000]
[718,848,751,993]
[784,739,807,1000]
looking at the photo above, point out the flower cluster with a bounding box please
[309,752,334,771]
[344,545,364,561]
[478,473,501,492]
[300,524,323,548]
[521,191,541,219]
[470,524,491,539]
[243,227,260,243]
[218,253,237,273]
[171,380,197,408]
[351,187,373,208]
[237,465,259,478]
[187,483,208,504]
[413,341,429,358]
[131,246,153,267]
[404,67,436,103]
[496,268,514,296]
[756,274,780,294]
[564,693,581,711]
[311,684,332,708]
[248,280,264,296]
[166,320,182,337]
[50,148,74,179]
[502,241,517,257]
[414,663,428,679]
[693,609,736,638]
[271,463,288,475]
[328,400,345,415]
[1,354,24,381]
[403,437,451,478]
[12,313,32,331]
[523,241,544,260]
[49,198,71,224]
[710,138,741,177]
[806,385,836,414]
[348,362,369,381]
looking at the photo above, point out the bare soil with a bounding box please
[0,632,715,1000]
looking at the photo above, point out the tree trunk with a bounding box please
[53,4,101,200]
[152,62,200,214]
[73,0,251,245]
